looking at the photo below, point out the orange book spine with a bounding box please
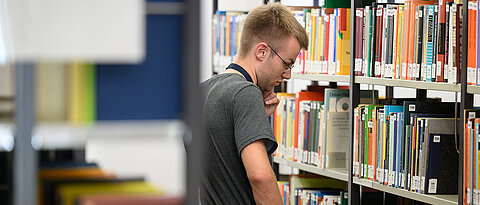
[225,14,231,57]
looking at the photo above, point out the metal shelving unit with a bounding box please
[273,156,457,205]
[368,182,457,205]
[355,76,461,92]
[292,73,462,92]
[291,73,350,83]
[279,0,471,204]
[467,85,480,94]
[273,157,348,182]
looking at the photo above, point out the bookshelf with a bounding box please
[274,156,458,205]
[291,73,351,83]
[271,0,474,204]
[354,77,461,92]
[273,157,348,181]
[467,85,480,94]
[292,74,463,92]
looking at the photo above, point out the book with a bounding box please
[422,118,459,194]
[325,111,349,169]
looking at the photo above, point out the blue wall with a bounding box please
[96,14,183,120]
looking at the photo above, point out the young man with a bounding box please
[200,3,308,204]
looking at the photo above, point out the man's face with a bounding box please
[258,36,300,92]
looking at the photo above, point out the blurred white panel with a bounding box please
[280,0,315,7]
[0,124,13,151]
[427,90,457,102]
[1,0,144,63]
[218,0,263,12]
[85,120,186,196]
[287,78,311,94]
[200,0,213,82]
[393,87,416,98]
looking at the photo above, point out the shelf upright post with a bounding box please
[349,0,362,204]
[385,86,394,100]
[416,89,427,100]
[459,0,473,203]
[13,62,37,205]
[183,0,205,204]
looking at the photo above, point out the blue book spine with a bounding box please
[425,5,435,82]
[397,113,404,188]
[392,113,398,187]
[216,11,222,57]
[377,111,383,182]
[231,15,236,61]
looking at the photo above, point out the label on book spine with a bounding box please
[389,172,395,186]
[368,165,374,179]
[437,61,442,77]
[384,170,388,184]
[375,62,381,76]
[468,189,472,204]
[377,169,383,182]
[426,65,432,80]
[408,174,411,189]
[316,153,321,167]
[401,174,405,188]
[474,189,479,204]
[470,112,476,119]
[356,9,363,17]
[432,63,436,79]
[416,64,421,78]
[421,176,425,191]
[402,63,407,78]
[452,67,457,84]
[363,164,368,177]
[477,68,480,85]
[428,179,437,193]
[293,147,298,160]
[408,64,413,78]
[409,105,416,112]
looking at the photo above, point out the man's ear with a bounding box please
[254,42,268,61]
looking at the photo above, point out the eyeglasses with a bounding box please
[267,44,294,72]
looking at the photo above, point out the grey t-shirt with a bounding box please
[200,73,278,204]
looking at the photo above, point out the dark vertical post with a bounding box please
[13,62,37,205]
[349,0,361,204]
[459,0,473,203]
[183,0,205,204]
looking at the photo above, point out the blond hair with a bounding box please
[238,3,308,58]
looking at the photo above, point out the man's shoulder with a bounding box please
[202,73,258,95]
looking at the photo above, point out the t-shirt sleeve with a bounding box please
[232,85,277,156]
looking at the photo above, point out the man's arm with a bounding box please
[241,139,283,205]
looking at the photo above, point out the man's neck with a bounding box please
[226,59,257,85]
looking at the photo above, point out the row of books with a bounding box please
[212,11,246,68]
[278,181,291,205]
[273,86,378,170]
[276,174,420,204]
[277,175,348,205]
[463,109,480,205]
[292,8,352,76]
[38,161,181,205]
[353,100,459,195]
[354,1,468,84]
